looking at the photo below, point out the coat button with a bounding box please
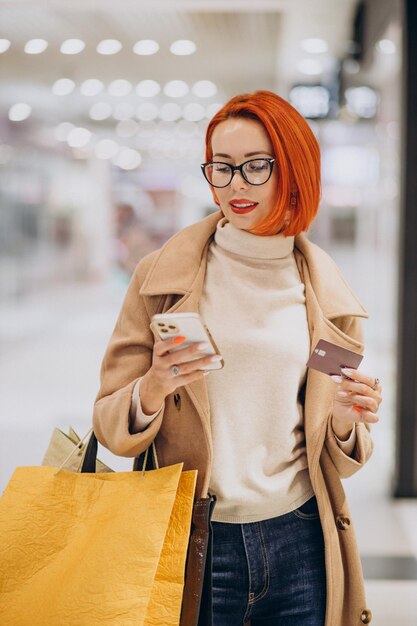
[360,608,372,623]
[174,393,181,410]
[335,515,351,530]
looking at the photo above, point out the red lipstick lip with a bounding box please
[229,199,257,205]
[230,201,258,215]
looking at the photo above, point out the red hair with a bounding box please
[204,90,321,236]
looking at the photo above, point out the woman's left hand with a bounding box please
[331,368,383,426]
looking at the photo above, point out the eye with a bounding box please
[247,160,268,171]
[214,164,230,173]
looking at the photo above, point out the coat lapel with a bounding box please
[139,211,369,474]
[292,246,368,473]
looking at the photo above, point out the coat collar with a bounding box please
[139,210,369,321]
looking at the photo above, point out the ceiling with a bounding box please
[0,0,359,114]
[0,0,361,169]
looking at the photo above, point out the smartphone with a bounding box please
[150,312,224,371]
[306,339,363,379]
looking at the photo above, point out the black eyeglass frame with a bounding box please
[200,157,275,188]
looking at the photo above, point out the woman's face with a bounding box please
[210,117,282,233]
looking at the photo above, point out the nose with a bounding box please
[230,169,249,191]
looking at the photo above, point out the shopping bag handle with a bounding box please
[52,426,159,477]
[80,430,159,477]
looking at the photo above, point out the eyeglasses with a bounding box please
[200,158,275,188]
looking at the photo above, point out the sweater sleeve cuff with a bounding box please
[332,422,357,456]
[130,377,165,433]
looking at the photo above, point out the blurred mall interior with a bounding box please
[0,0,416,623]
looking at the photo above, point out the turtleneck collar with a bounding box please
[213,216,295,260]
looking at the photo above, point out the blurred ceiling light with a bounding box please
[52,78,75,96]
[112,147,142,170]
[0,39,11,54]
[297,58,323,75]
[116,119,139,138]
[170,39,196,55]
[300,38,328,54]
[95,139,119,159]
[67,127,92,148]
[97,39,122,55]
[113,102,135,120]
[24,39,48,54]
[345,86,379,118]
[54,122,74,141]
[60,39,85,55]
[175,119,197,138]
[89,102,112,120]
[192,80,217,98]
[183,102,206,122]
[205,102,223,118]
[108,79,132,97]
[376,39,396,54]
[159,102,182,121]
[289,85,330,118]
[164,80,189,98]
[80,79,104,96]
[136,79,161,97]
[8,103,32,121]
[136,102,158,121]
[133,40,159,55]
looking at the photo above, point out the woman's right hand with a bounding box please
[145,336,222,399]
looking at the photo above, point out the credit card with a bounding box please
[306,339,363,378]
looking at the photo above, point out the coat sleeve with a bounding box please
[323,316,375,479]
[92,251,164,458]
[325,418,374,479]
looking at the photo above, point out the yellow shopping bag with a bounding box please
[0,429,197,626]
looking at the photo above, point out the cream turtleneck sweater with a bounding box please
[130,217,356,523]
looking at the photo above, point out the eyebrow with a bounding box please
[212,150,274,158]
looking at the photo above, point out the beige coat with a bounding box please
[93,210,374,626]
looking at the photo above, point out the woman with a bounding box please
[93,90,382,626]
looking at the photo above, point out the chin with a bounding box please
[230,210,262,228]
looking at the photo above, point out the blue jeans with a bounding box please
[211,495,326,625]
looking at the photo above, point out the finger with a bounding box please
[154,335,187,357]
[341,367,376,387]
[171,353,221,376]
[341,368,380,391]
[351,394,379,413]
[352,407,379,423]
[166,343,217,367]
[341,380,376,399]
[172,369,209,387]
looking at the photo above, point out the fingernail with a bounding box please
[331,375,343,383]
[337,390,348,396]
[203,371,211,376]
[341,368,353,376]
[197,342,211,351]
[353,405,362,412]
[174,336,186,344]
